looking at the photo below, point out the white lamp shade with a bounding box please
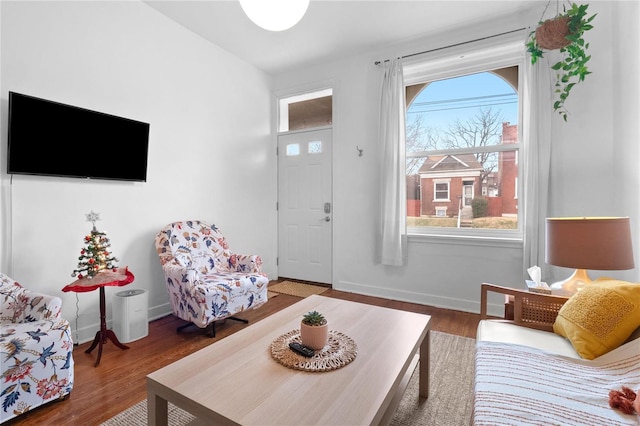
[239,0,309,31]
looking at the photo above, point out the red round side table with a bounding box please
[63,267,134,367]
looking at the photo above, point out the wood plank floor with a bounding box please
[5,283,480,425]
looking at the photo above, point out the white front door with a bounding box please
[463,183,474,206]
[278,128,332,284]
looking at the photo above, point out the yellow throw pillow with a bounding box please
[553,280,640,359]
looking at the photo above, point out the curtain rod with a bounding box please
[374,27,526,66]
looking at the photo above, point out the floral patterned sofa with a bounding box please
[155,220,269,337]
[0,273,74,423]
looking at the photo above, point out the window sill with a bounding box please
[407,231,522,248]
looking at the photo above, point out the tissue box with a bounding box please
[525,280,552,294]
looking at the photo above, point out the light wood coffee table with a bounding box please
[147,295,431,425]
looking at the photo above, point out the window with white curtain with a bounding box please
[403,33,525,241]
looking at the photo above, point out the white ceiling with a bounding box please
[145,0,544,75]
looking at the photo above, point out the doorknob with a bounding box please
[324,216,331,222]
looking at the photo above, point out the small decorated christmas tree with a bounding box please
[71,211,118,279]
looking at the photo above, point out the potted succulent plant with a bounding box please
[300,310,328,350]
[526,3,596,121]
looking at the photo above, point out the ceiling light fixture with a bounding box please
[239,0,309,32]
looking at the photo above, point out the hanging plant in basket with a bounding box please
[526,2,596,121]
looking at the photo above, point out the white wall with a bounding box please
[273,1,640,312]
[547,0,639,284]
[612,0,640,283]
[0,1,277,343]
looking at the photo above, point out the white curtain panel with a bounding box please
[522,42,552,280]
[377,58,407,266]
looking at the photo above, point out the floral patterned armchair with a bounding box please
[0,273,74,423]
[154,220,269,337]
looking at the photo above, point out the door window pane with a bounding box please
[308,141,322,154]
[286,143,300,156]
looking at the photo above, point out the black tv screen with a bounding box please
[7,91,150,182]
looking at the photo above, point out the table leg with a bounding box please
[106,329,129,350]
[85,286,129,367]
[419,328,430,399]
[148,390,168,426]
[84,330,102,355]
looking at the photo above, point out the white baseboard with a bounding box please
[335,280,504,317]
[72,302,173,345]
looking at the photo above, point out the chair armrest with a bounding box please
[232,254,264,274]
[480,283,570,332]
[19,291,63,322]
[162,262,199,286]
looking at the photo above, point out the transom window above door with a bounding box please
[279,88,332,132]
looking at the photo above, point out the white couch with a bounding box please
[473,283,640,425]
[477,319,582,358]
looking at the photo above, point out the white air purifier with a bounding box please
[112,289,148,343]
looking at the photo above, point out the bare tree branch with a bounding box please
[406,114,442,174]
[442,107,504,183]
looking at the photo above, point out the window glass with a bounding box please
[279,89,332,132]
[286,143,300,156]
[406,68,520,235]
[434,182,449,200]
[308,141,322,154]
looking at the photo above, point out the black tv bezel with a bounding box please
[7,91,150,182]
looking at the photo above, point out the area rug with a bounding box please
[268,280,329,298]
[101,331,475,426]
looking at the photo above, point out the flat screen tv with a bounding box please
[7,91,150,182]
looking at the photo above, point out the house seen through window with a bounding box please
[405,67,520,236]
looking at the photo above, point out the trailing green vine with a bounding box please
[526,3,596,121]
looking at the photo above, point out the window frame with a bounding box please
[435,206,448,217]
[402,32,525,242]
[433,180,450,201]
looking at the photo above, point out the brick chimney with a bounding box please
[501,122,518,144]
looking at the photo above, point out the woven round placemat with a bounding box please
[270,329,357,372]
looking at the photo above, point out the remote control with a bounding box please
[289,342,315,357]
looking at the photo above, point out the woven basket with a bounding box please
[535,16,571,50]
